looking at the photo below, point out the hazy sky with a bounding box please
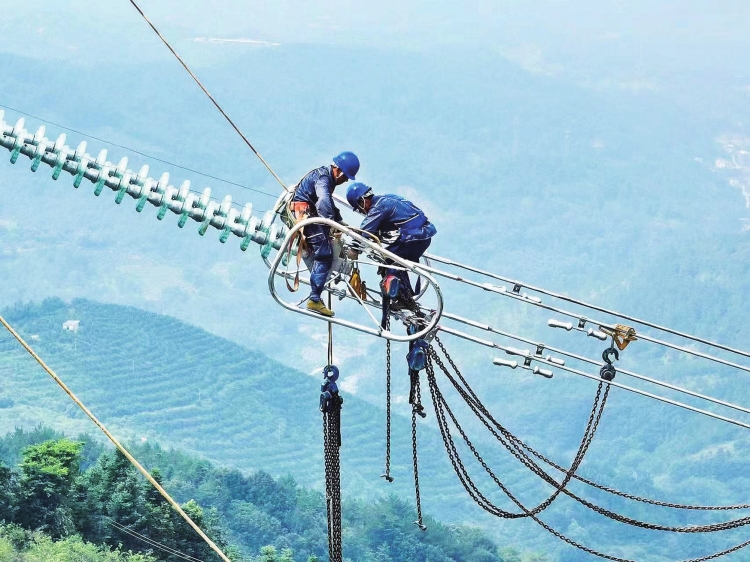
[2,1,748,85]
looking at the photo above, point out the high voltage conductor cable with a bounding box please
[437,326,750,431]
[426,253,750,361]
[443,312,750,418]
[0,103,277,200]
[418,261,750,375]
[127,0,287,191]
[105,517,205,562]
[0,314,233,562]
[346,185,749,365]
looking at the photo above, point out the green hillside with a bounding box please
[0,428,530,561]
[0,298,484,527]
[3,299,750,561]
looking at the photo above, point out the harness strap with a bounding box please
[285,201,311,292]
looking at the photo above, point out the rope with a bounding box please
[127,0,287,191]
[0,315,233,562]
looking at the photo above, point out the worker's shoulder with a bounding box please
[301,165,332,184]
[377,193,407,204]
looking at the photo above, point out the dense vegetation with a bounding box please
[0,426,544,561]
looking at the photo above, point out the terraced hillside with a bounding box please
[0,298,491,529]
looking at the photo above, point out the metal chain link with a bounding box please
[411,370,427,530]
[429,349,606,519]
[426,339,750,561]
[382,319,393,482]
[323,395,343,561]
[425,354,750,562]
[433,338,750,534]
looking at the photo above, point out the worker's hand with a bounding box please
[347,248,360,260]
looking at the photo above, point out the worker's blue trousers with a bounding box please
[386,238,432,296]
[304,223,333,302]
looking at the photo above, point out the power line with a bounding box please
[0,102,277,200]
[105,517,205,562]
[127,0,288,192]
[426,253,750,361]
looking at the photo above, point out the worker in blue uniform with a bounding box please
[346,182,436,305]
[291,151,360,317]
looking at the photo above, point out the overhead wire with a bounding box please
[126,0,288,191]
[426,253,750,362]
[443,312,750,418]
[0,314,233,562]
[437,325,750,431]
[416,261,750,375]
[104,517,205,562]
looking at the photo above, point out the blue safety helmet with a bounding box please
[346,182,373,211]
[333,151,360,180]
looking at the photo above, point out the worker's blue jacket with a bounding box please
[360,194,436,246]
[292,165,343,222]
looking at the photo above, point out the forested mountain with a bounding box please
[0,426,537,561]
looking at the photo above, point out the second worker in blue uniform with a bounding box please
[346,182,437,306]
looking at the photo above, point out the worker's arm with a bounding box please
[359,199,387,236]
[314,176,338,220]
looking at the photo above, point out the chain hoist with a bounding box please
[320,361,343,561]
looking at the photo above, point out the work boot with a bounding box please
[306,299,335,317]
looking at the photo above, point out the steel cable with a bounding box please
[426,253,750,362]
[127,0,287,191]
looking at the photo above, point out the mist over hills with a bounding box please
[0,29,749,561]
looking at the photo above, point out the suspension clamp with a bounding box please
[600,324,638,350]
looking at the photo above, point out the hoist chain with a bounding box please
[433,338,750,534]
[433,336,607,514]
[381,319,393,482]
[437,334,750,511]
[322,403,343,562]
[411,369,427,531]
[427,341,750,562]
[430,344,606,518]
[425,354,633,561]
[425,352,750,562]
[509,421,750,511]
[321,361,343,562]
